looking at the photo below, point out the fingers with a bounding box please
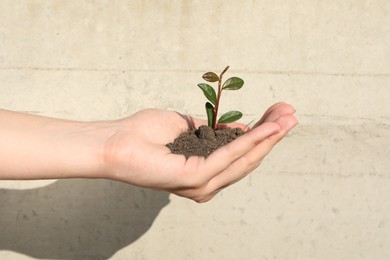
[171,121,280,200]
[177,111,298,203]
[255,102,296,127]
[206,114,298,193]
[200,121,281,182]
[201,103,296,180]
[172,102,297,202]
[211,103,295,132]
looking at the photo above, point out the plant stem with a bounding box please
[212,66,230,129]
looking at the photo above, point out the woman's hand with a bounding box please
[103,102,298,202]
[0,103,297,203]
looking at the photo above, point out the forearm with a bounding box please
[0,109,114,180]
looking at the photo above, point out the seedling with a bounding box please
[198,66,244,129]
[167,66,246,158]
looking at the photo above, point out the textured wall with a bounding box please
[0,1,389,259]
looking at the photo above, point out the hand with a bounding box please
[103,102,297,202]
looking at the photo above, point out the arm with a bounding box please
[0,102,297,202]
[0,109,110,180]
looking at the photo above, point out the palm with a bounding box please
[105,109,203,186]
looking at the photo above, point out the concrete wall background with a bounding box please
[0,1,389,259]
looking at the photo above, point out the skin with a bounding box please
[0,102,297,203]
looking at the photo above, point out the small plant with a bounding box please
[198,66,244,130]
[167,66,246,158]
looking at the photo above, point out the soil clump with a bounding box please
[166,125,245,159]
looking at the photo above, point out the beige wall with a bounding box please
[0,1,389,259]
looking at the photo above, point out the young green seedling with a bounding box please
[198,66,244,130]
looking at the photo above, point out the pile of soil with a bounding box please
[166,125,245,158]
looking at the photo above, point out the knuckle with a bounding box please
[237,156,262,175]
[192,194,213,203]
[189,186,216,203]
[219,143,240,161]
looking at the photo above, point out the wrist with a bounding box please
[70,120,121,180]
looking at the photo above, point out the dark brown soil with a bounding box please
[166,125,245,158]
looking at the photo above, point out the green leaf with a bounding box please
[218,111,243,124]
[198,83,217,105]
[205,102,215,128]
[202,72,219,82]
[222,77,244,90]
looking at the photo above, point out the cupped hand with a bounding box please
[103,102,298,202]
